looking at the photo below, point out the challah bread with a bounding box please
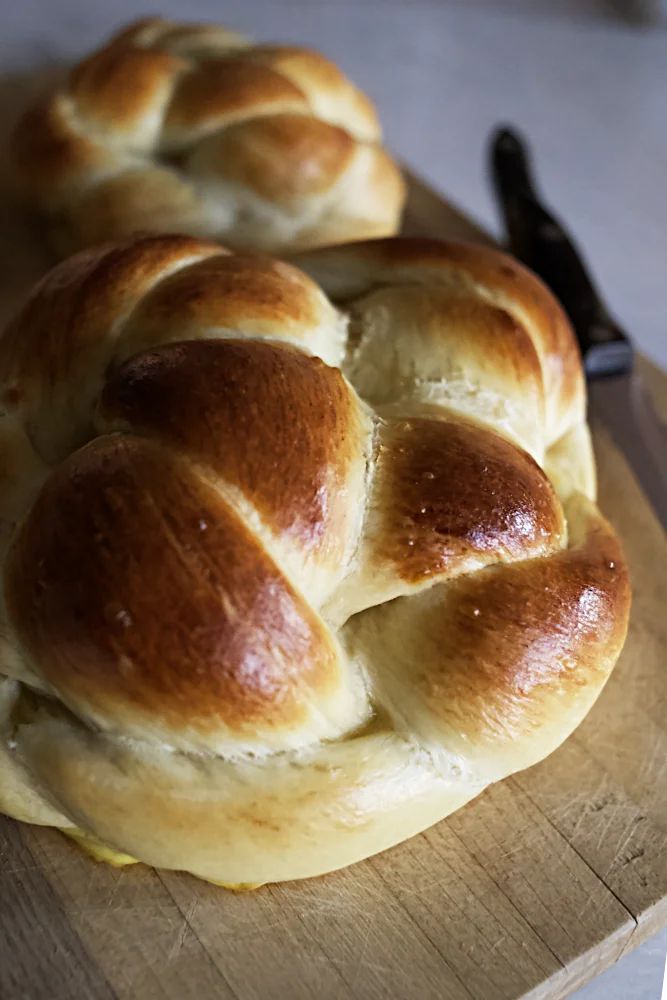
[11,17,405,257]
[0,234,630,885]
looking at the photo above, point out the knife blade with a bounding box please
[490,125,667,531]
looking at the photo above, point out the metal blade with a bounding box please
[588,373,667,531]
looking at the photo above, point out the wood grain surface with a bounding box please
[0,117,665,998]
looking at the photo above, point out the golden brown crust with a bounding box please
[164,60,308,140]
[6,434,345,751]
[342,284,546,459]
[428,501,628,730]
[293,237,585,445]
[246,46,380,141]
[11,18,404,255]
[0,235,223,459]
[117,251,336,354]
[199,114,356,205]
[351,287,545,393]
[99,339,366,559]
[69,45,185,138]
[0,235,221,387]
[344,496,630,773]
[0,233,629,886]
[369,416,564,584]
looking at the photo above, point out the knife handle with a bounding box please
[490,128,634,380]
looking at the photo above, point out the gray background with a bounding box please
[2,2,666,997]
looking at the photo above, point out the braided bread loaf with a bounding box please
[11,18,405,257]
[0,234,629,886]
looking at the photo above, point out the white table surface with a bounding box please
[1,2,666,998]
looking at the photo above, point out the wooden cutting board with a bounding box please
[0,133,666,998]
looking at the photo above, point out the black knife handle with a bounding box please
[490,127,634,380]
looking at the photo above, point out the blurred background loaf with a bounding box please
[10,17,406,256]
